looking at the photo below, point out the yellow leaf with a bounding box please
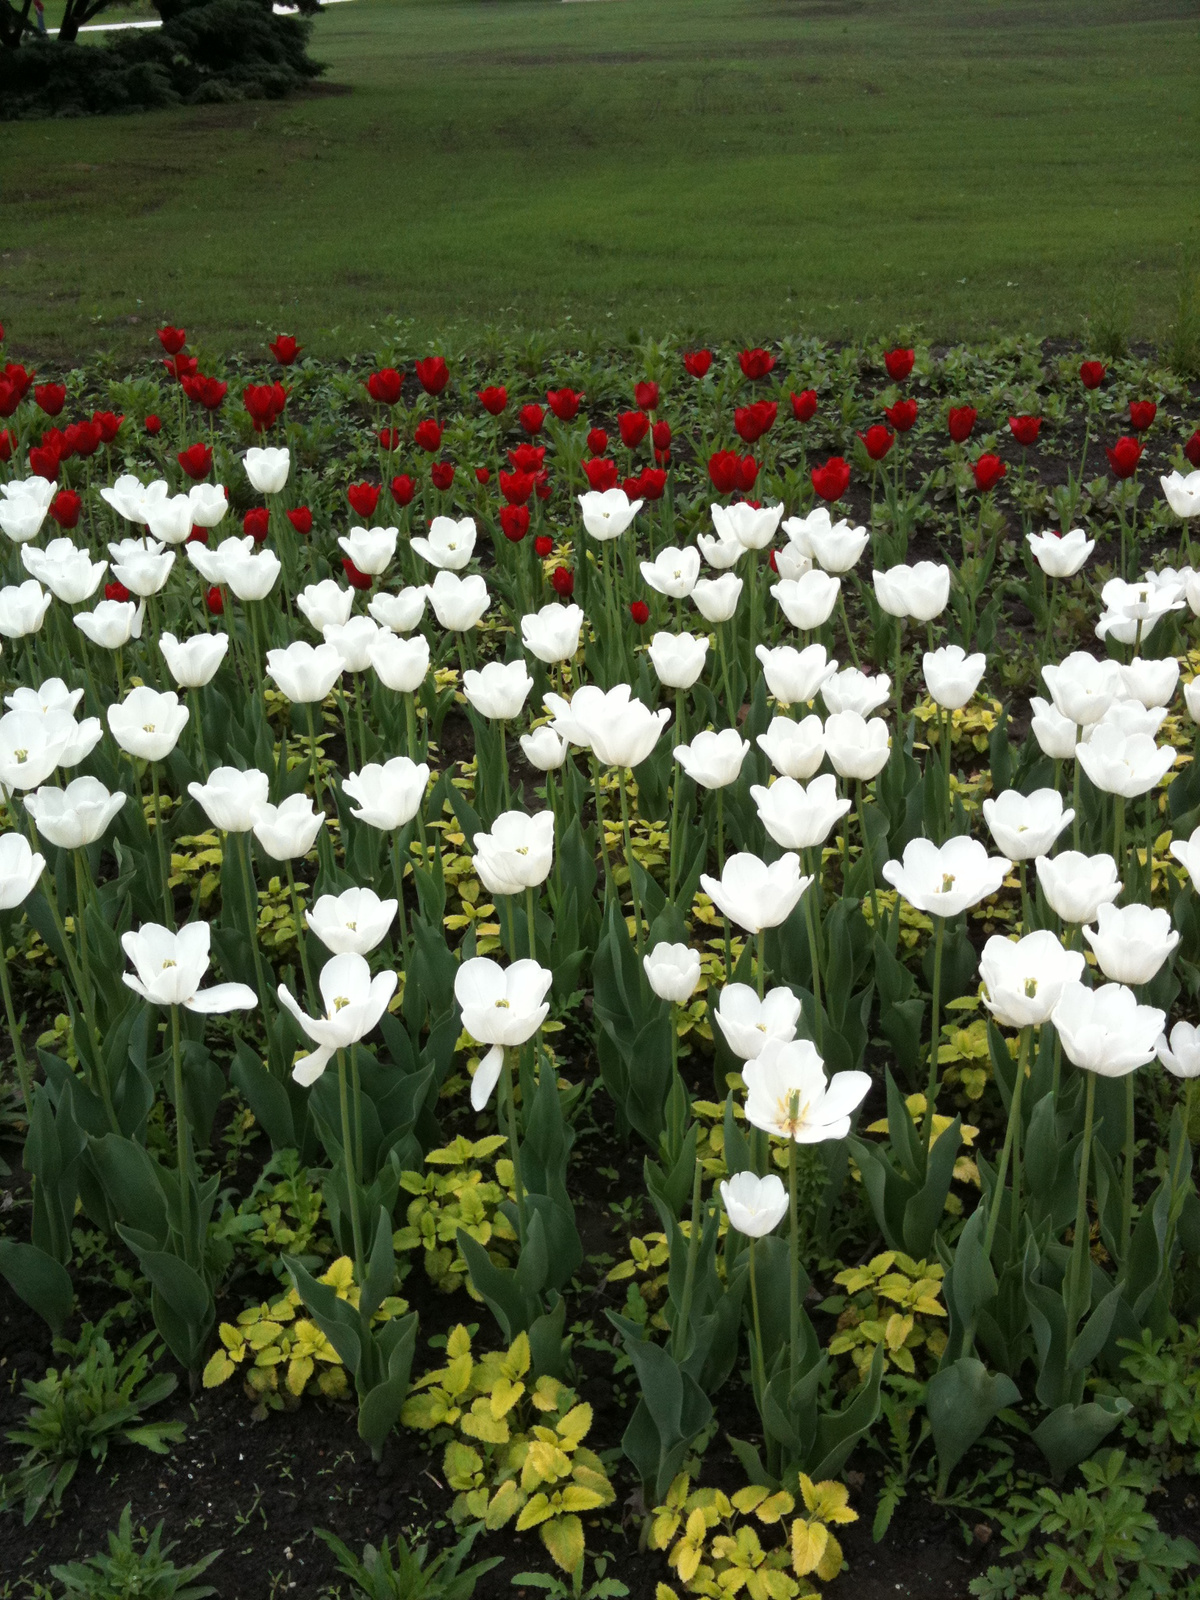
[558,1484,606,1513]
[541,1513,585,1575]
[516,1492,554,1532]
[286,1355,313,1395]
[202,1350,235,1388]
[816,1530,845,1582]
[790,1518,829,1577]
[557,1401,592,1446]
[485,1478,524,1530]
[505,1330,531,1378]
[490,1375,525,1419]
[884,1313,913,1352]
[446,1324,472,1360]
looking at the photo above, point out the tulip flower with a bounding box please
[1075,724,1175,799]
[1083,903,1179,986]
[159,630,229,690]
[0,579,53,638]
[579,489,641,540]
[108,537,175,596]
[744,1038,870,1143]
[307,886,397,956]
[751,773,850,852]
[1097,699,1166,741]
[872,562,951,621]
[981,788,1073,861]
[1040,653,1121,727]
[187,483,228,529]
[74,597,144,650]
[426,570,490,632]
[369,630,430,694]
[1158,1022,1200,1079]
[473,810,554,897]
[279,952,398,1084]
[691,573,743,622]
[1029,695,1082,760]
[338,525,398,577]
[756,714,825,781]
[700,851,811,935]
[720,1171,788,1238]
[520,603,584,665]
[1008,414,1042,446]
[1035,850,1121,926]
[410,516,476,572]
[572,684,671,769]
[1026,527,1094,579]
[188,766,270,833]
[755,642,837,707]
[1052,981,1164,1078]
[123,920,257,1014]
[0,477,56,544]
[252,794,325,861]
[368,587,428,635]
[0,832,46,909]
[520,726,568,772]
[771,569,840,631]
[1094,576,1184,646]
[1161,470,1200,519]
[923,645,986,711]
[710,501,784,552]
[328,762,423,841]
[106,686,189,761]
[1119,656,1178,710]
[648,631,709,691]
[714,983,801,1061]
[323,616,380,674]
[674,728,750,790]
[823,710,890,781]
[979,930,1085,1029]
[297,579,355,634]
[810,457,851,502]
[266,641,344,704]
[462,659,533,721]
[859,424,894,462]
[822,668,891,719]
[24,777,126,849]
[244,446,290,495]
[454,956,553,1110]
[22,539,107,604]
[883,835,1010,919]
[142,493,194,546]
[783,508,870,574]
[643,942,701,1005]
[640,546,701,599]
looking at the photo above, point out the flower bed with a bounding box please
[1,321,1200,1598]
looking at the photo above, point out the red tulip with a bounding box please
[243,508,270,542]
[157,326,187,355]
[683,350,713,379]
[391,474,416,506]
[500,469,535,506]
[145,415,162,435]
[187,526,210,545]
[65,420,102,457]
[1185,430,1200,469]
[789,389,818,423]
[1008,414,1042,447]
[414,356,449,397]
[475,467,491,485]
[105,580,131,603]
[413,418,443,453]
[546,388,583,421]
[535,474,552,503]
[859,425,894,462]
[164,355,198,382]
[973,453,1007,492]
[347,482,380,518]
[1128,400,1157,433]
[629,600,650,625]
[583,457,618,491]
[709,450,758,494]
[205,585,224,615]
[269,335,301,365]
[343,558,373,591]
[534,535,554,557]
[636,467,668,502]
[884,347,914,382]
[735,400,778,444]
[50,489,81,529]
[551,566,574,598]
[287,507,313,535]
[586,428,608,456]
[367,368,404,406]
[41,426,71,463]
[810,456,851,502]
[947,405,977,443]
[500,505,530,542]
[244,383,287,431]
[183,375,228,412]
[1105,436,1142,479]
[92,410,124,444]
[1079,361,1107,390]
[519,404,545,435]
[739,348,775,380]
[477,386,508,415]
[634,380,659,413]
[431,461,455,491]
[177,442,213,480]
[508,443,545,474]
[378,427,402,450]
[619,411,649,449]
[0,430,11,463]
[0,380,17,419]
[652,419,672,451]
[34,383,66,417]
[883,398,918,433]
[4,363,35,400]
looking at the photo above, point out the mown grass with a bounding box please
[2,0,1197,361]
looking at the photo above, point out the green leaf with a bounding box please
[926,1357,1020,1493]
[0,1239,74,1334]
[1031,1396,1132,1481]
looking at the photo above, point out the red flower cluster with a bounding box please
[478,386,508,415]
[735,401,777,444]
[177,442,213,480]
[182,375,227,412]
[789,390,818,423]
[547,388,583,421]
[709,450,758,494]
[811,456,850,501]
[367,368,404,406]
[244,383,287,432]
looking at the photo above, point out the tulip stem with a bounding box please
[169,1004,193,1266]
[755,928,766,1002]
[1067,1070,1097,1345]
[788,1133,800,1399]
[1121,1073,1136,1268]
[26,815,93,1018]
[525,883,537,962]
[837,589,860,669]
[1113,795,1126,888]
[190,689,210,779]
[236,832,271,1021]
[802,873,824,1053]
[0,937,34,1117]
[673,1154,704,1362]
[921,915,946,1157]
[855,781,880,929]
[1072,731,1082,850]
[285,859,317,1011]
[748,1239,768,1417]
[149,764,174,929]
[983,1025,1029,1261]
[592,761,614,899]
[893,620,904,731]
[501,1049,528,1251]
[72,849,94,1002]
[617,767,643,953]
[336,1046,366,1285]
[940,709,953,840]
[335,679,356,775]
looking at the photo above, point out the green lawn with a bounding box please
[2,0,1197,361]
